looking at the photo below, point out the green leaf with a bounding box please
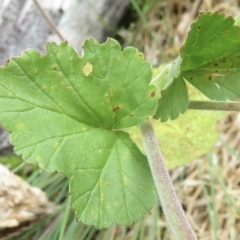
[152,57,189,121]
[156,109,225,169]
[128,83,227,169]
[70,131,156,227]
[180,12,240,100]
[151,57,181,91]
[158,83,227,168]
[0,38,159,227]
[154,76,189,122]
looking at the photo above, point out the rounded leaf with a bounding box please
[0,38,159,227]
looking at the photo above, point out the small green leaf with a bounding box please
[181,12,240,100]
[128,83,227,169]
[151,57,181,91]
[152,57,189,121]
[154,76,189,122]
[0,38,159,227]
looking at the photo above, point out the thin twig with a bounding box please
[32,0,65,41]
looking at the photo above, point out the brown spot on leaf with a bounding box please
[113,106,121,112]
[151,91,156,97]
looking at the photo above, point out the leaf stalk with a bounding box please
[188,101,240,111]
[140,120,197,240]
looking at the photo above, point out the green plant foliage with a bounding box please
[151,57,189,121]
[128,83,226,169]
[154,76,188,121]
[0,38,159,228]
[156,110,225,169]
[151,57,181,91]
[153,12,240,122]
[159,83,226,168]
[181,12,240,100]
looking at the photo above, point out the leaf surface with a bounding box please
[152,57,189,121]
[128,83,226,169]
[71,131,155,227]
[154,76,188,122]
[0,38,159,227]
[181,12,240,100]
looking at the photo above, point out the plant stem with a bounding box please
[188,101,240,111]
[139,120,197,240]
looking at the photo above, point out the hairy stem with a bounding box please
[140,121,197,240]
[188,101,240,111]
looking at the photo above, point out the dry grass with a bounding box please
[119,0,240,65]
[166,113,240,239]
